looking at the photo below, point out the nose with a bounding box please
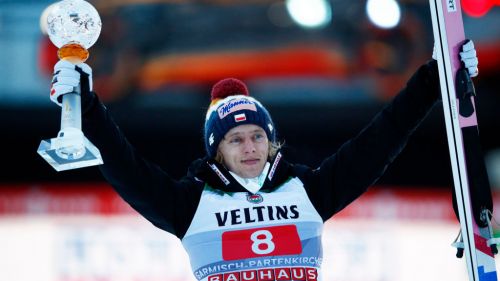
[242,137,256,153]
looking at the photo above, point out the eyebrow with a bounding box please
[226,129,265,138]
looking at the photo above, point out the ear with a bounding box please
[215,148,225,165]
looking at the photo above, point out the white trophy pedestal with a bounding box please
[38,130,103,172]
[38,93,103,171]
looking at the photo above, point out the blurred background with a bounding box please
[0,0,499,280]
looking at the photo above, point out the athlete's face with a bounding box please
[218,124,269,178]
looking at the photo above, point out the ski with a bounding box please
[428,0,497,280]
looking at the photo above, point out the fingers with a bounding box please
[461,39,474,52]
[76,63,92,76]
[54,60,76,72]
[51,61,81,105]
[54,60,92,76]
[51,68,80,96]
[51,84,75,96]
[468,65,479,77]
[463,59,479,77]
[50,60,94,106]
[52,74,80,88]
[459,48,476,59]
[460,39,478,77]
[52,68,80,83]
[462,57,479,69]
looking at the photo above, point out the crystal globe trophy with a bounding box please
[37,0,103,171]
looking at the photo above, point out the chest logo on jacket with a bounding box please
[215,205,299,227]
[246,193,263,204]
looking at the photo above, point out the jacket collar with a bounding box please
[193,150,290,193]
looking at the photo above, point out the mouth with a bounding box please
[241,159,260,165]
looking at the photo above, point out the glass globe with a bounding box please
[46,0,101,49]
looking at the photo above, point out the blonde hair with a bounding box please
[215,141,282,164]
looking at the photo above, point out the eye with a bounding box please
[229,137,242,144]
[254,133,265,142]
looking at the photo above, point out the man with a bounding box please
[49,41,478,280]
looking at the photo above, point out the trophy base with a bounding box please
[37,136,103,172]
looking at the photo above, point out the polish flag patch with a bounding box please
[234,113,246,122]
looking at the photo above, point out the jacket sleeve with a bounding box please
[298,60,441,221]
[82,95,204,238]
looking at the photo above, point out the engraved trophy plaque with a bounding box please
[37,0,103,171]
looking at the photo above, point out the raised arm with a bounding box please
[301,41,479,221]
[297,59,439,221]
[49,60,203,238]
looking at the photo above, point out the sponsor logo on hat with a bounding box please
[246,193,263,204]
[234,113,246,122]
[209,133,215,146]
[218,98,257,119]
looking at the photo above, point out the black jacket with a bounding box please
[82,60,440,239]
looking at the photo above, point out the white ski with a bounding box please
[429,0,497,280]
